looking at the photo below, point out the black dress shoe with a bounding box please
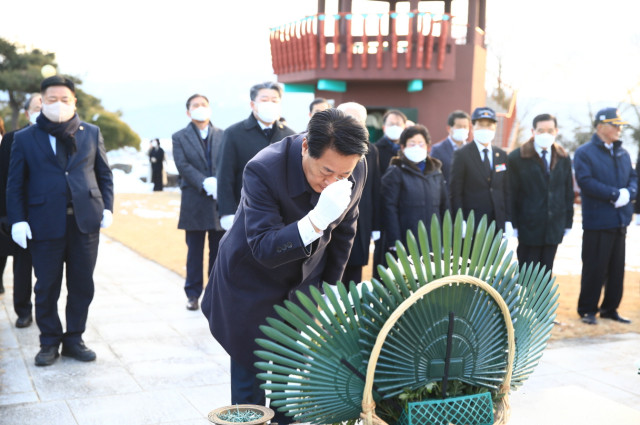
[35,345,60,366]
[581,313,597,325]
[15,315,33,328]
[61,341,96,362]
[600,311,632,324]
[186,297,199,311]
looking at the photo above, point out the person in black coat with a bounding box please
[450,107,512,235]
[148,138,165,191]
[507,114,574,273]
[216,82,295,230]
[7,76,113,366]
[338,102,381,284]
[382,124,449,249]
[201,109,368,424]
[430,110,471,192]
[0,93,39,327]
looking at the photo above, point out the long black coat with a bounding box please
[450,142,510,230]
[0,128,22,256]
[202,134,366,369]
[216,114,295,216]
[382,155,449,247]
[346,143,381,266]
[374,135,398,176]
[507,139,574,246]
[172,122,224,231]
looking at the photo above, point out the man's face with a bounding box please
[448,117,470,137]
[301,139,361,193]
[251,89,281,113]
[383,114,406,131]
[310,102,330,117]
[473,119,496,132]
[187,96,210,120]
[26,94,42,118]
[532,120,558,137]
[597,123,623,144]
[43,86,75,107]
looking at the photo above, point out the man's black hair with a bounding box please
[447,110,471,127]
[532,113,557,129]
[186,94,209,110]
[249,82,283,101]
[399,124,431,147]
[306,109,369,158]
[309,97,329,113]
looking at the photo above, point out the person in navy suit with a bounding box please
[430,110,471,192]
[202,109,368,424]
[450,107,512,234]
[6,76,113,366]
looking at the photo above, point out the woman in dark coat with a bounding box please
[148,138,165,191]
[382,124,450,250]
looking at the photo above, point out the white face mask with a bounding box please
[41,101,75,123]
[403,146,427,163]
[151,140,159,148]
[255,101,281,124]
[534,133,555,150]
[451,128,469,142]
[474,129,495,146]
[29,112,40,125]
[190,106,211,122]
[384,125,404,141]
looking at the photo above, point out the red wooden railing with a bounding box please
[269,11,455,75]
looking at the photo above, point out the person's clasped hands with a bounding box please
[203,177,217,199]
[613,188,629,208]
[308,179,353,231]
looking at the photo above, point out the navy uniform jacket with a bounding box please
[202,134,366,369]
[6,122,113,240]
[450,141,510,230]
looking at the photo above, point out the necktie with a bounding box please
[541,149,549,175]
[56,138,68,169]
[263,127,272,140]
[482,148,491,176]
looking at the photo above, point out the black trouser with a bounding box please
[577,228,626,317]
[184,229,224,299]
[516,243,558,275]
[30,215,99,347]
[13,247,33,319]
[230,358,293,425]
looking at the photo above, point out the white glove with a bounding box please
[101,210,113,228]
[220,214,234,230]
[512,227,518,238]
[636,215,640,226]
[11,221,32,249]
[371,231,381,241]
[307,179,353,231]
[564,228,571,237]
[203,177,217,198]
[613,188,630,208]
[503,221,514,239]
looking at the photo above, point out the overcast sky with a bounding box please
[3,0,640,140]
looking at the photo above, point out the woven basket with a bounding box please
[208,404,274,425]
[360,275,515,425]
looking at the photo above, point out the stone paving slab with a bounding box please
[1,235,639,425]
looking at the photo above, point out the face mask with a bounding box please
[451,128,469,142]
[256,101,281,124]
[474,129,495,146]
[384,125,404,141]
[29,112,40,125]
[151,141,158,148]
[403,146,427,163]
[534,133,555,150]
[41,101,75,123]
[190,106,211,122]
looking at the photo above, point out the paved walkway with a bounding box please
[1,235,639,425]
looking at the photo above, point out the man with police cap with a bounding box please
[7,75,113,366]
[450,107,512,235]
[574,107,637,325]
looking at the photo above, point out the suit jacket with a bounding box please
[202,134,366,369]
[374,135,399,176]
[430,137,457,192]
[216,114,295,216]
[172,122,224,231]
[6,122,113,240]
[0,128,22,256]
[507,139,574,245]
[450,142,510,230]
